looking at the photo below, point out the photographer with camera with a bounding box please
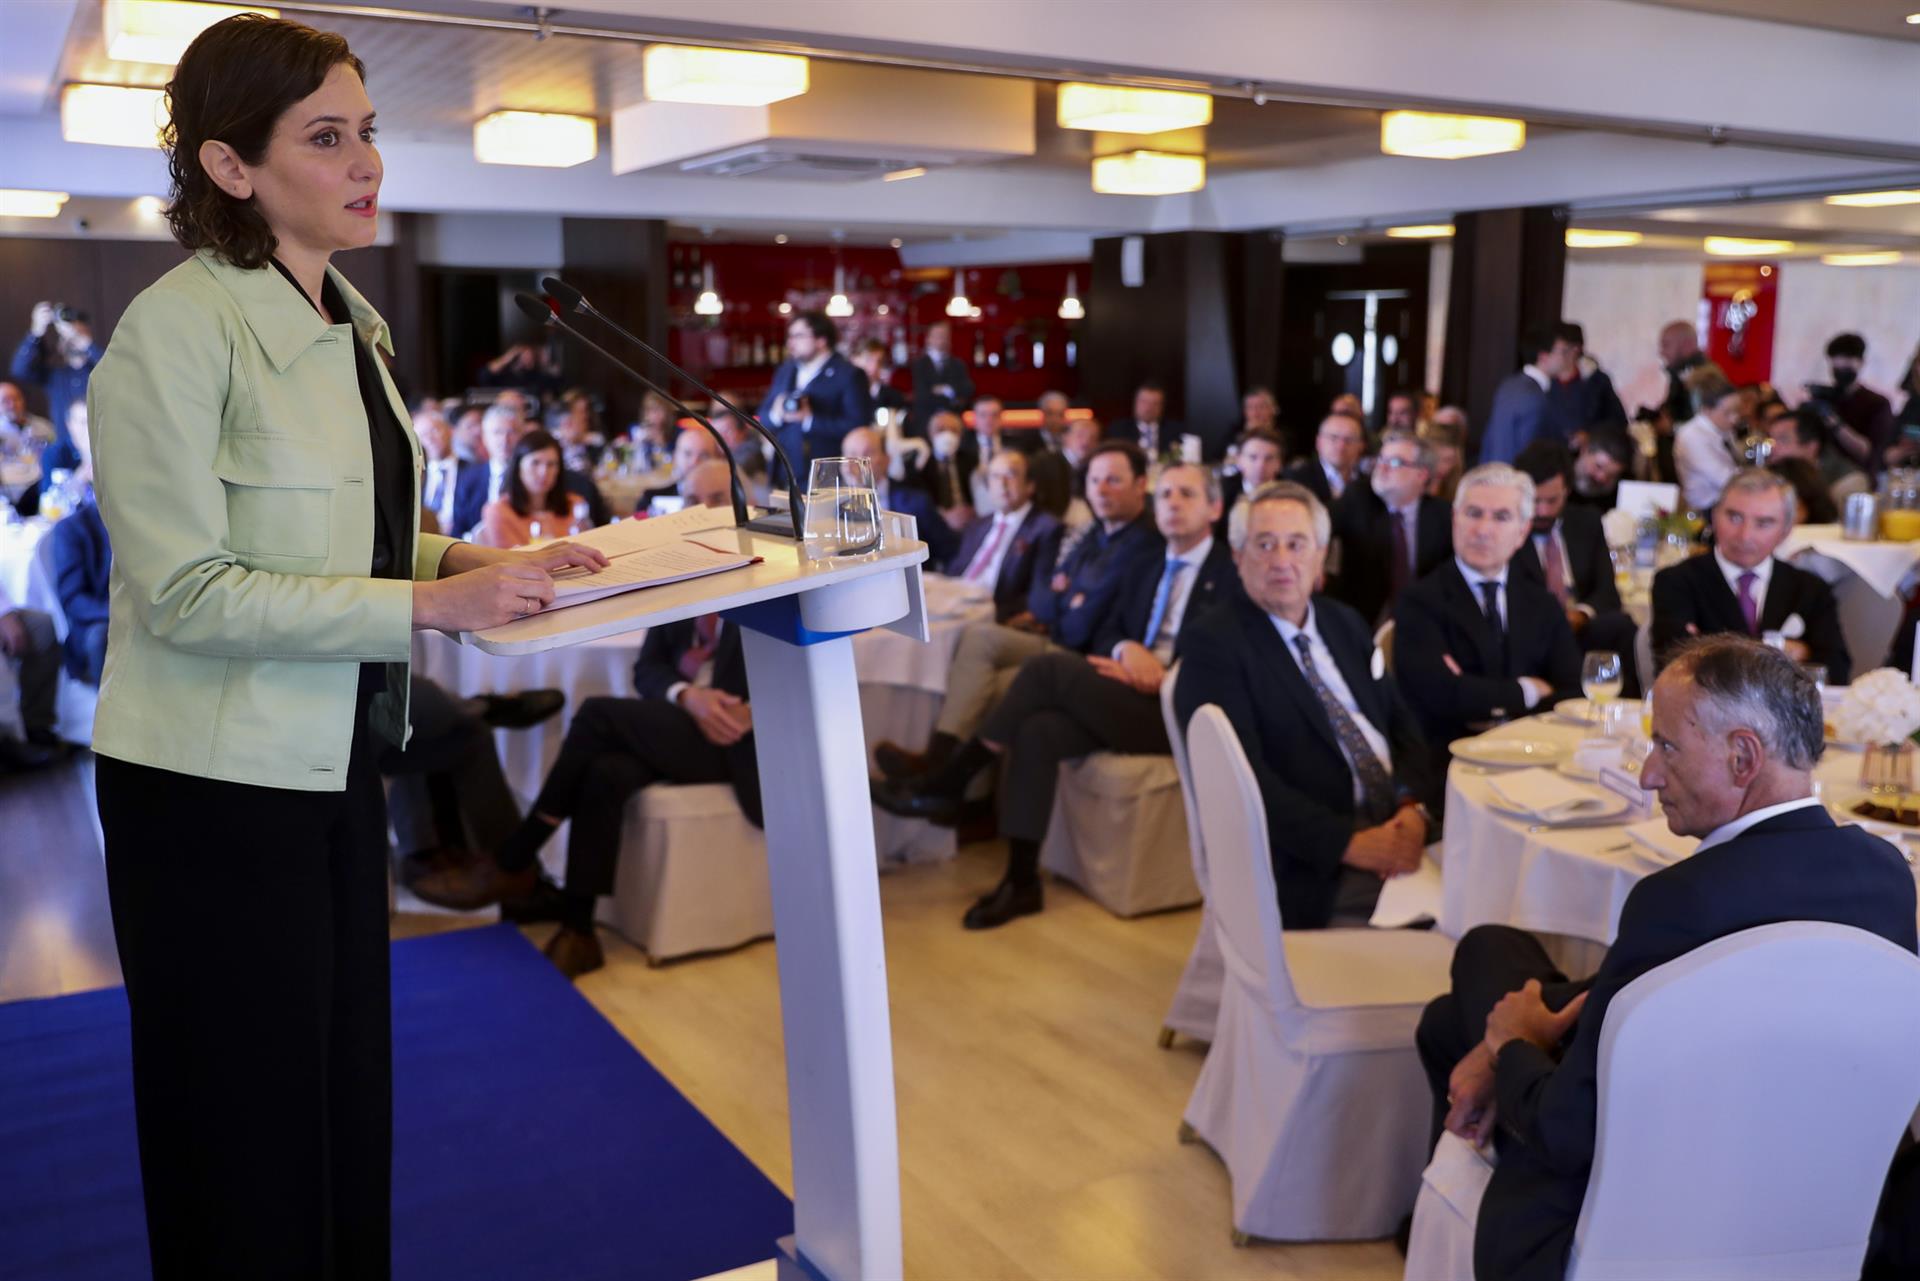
[1808,332,1896,478]
[11,301,101,471]
[756,310,872,493]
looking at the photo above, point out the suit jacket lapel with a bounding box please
[1446,563,1505,676]
[1758,559,1798,632]
[1697,555,1748,633]
[1250,604,1342,756]
[1323,608,1388,729]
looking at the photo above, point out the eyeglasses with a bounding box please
[1375,456,1425,471]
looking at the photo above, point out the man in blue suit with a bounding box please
[1477,322,1577,464]
[1416,636,1917,1281]
[947,450,1061,622]
[758,311,873,493]
[451,401,608,538]
[840,427,958,568]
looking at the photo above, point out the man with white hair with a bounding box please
[451,402,528,538]
[1393,462,1582,763]
[1415,636,1916,1281]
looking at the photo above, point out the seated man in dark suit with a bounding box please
[1416,637,1917,1281]
[49,423,110,685]
[1177,481,1434,926]
[1329,428,1452,626]
[1394,463,1583,762]
[876,462,1236,928]
[453,402,608,535]
[947,449,1062,623]
[1512,440,1642,696]
[1284,411,1366,505]
[1103,381,1183,461]
[840,427,959,569]
[1650,468,1850,682]
[874,440,1162,780]
[638,422,722,509]
[1220,427,1286,548]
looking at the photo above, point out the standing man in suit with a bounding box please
[1513,440,1642,695]
[758,310,873,492]
[1478,322,1577,464]
[1105,382,1182,462]
[1394,463,1583,760]
[948,451,1062,623]
[1284,411,1366,505]
[851,337,907,431]
[1540,321,1627,444]
[876,462,1235,927]
[873,440,1161,782]
[908,321,973,437]
[1330,428,1452,626]
[1177,481,1435,927]
[1650,468,1850,681]
[840,427,959,569]
[1415,636,1916,1281]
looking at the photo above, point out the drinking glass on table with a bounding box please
[1582,650,1624,732]
[803,456,883,559]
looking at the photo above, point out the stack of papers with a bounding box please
[545,506,758,612]
[1487,768,1620,823]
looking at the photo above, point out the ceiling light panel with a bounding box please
[643,46,809,106]
[473,111,597,168]
[0,190,71,218]
[1566,229,1644,249]
[1824,190,1920,208]
[103,1,277,65]
[1704,236,1796,256]
[1091,150,1205,196]
[1381,110,1526,159]
[61,84,168,148]
[1057,83,1212,134]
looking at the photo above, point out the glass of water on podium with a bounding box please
[803,456,884,559]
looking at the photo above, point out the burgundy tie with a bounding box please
[966,517,1011,584]
[678,614,721,682]
[1737,571,1759,635]
[1542,535,1569,606]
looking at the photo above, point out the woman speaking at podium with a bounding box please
[85,15,604,1278]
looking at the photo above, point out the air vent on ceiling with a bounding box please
[677,147,931,182]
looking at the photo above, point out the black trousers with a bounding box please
[529,695,759,901]
[97,689,392,1281]
[380,677,520,856]
[979,651,1169,844]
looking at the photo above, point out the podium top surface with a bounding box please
[463,525,929,655]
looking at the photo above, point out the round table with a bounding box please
[1439,707,1920,957]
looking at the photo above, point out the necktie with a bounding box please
[1143,559,1187,651]
[965,516,1011,584]
[1293,634,1396,825]
[1479,579,1507,671]
[678,614,721,682]
[1541,533,1569,605]
[1737,571,1759,635]
[426,464,445,515]
[1388,509,1413,598]
[1141,422,1158,456]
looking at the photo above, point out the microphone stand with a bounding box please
[541,275,807,542]
[512,292,752,529]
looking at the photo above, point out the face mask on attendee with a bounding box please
[933,430,961,459]
[1833,367,1859,391]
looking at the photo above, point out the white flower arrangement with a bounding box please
[1831,668,1920,746]
[1601,507,1640,550]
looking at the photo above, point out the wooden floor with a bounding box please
[3,753,1403,1280]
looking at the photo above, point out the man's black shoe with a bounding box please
[500,876,568,925]
[870,777,964,826]
[961,879,1043,930]
[474,689,565,730]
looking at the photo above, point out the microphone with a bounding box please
[512,292,753,529]
[541,275,806,541]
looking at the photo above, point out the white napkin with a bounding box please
[1570,737,1624,778]
[1487,768,1615,823]
[920,572,992,618]
[1369,853,1444,928]
[1625,817,1696,867]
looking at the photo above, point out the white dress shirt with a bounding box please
[1693,795,1824,855]
[1125,535,1214,664]
[1713,548,1774,625]
[487,458,509,503]
[1455,558,1545,708]
[1270,605,1393,801]
[423,456,460,529]
[1322,460,1349,499]
[1674,412,1741,511]
[771,352,832,428]
[1521,364,1550,393]
[963,503,1031,586]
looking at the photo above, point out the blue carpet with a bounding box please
[0,923,793,1281]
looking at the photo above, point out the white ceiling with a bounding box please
[1633,0,1920,41]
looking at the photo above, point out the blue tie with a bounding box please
[1143,559,1187,649]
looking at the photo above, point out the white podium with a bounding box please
[468,520,929,1281]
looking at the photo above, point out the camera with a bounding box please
[781,391,807,417]
[50,303,79,324]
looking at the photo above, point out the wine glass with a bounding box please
[803,456,883,559]
[1582,650,1624,726]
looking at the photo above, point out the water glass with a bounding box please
[1582,650,1624,711]
[804,456,883,558]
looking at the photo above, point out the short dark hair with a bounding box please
[1514,438,1576,489]
[1236,427,1286,453]
[163,14,366,269]
[854,337,888,359]
[1136,381,1165,396]
[1553,321,1587,348]
[1827,332,1867,360]
[791,311,838,347]
[1086,438,1149,480]
[1581,427,1633,470]
[1771,405,1830,452]
[1769,457,1839,526]
[505,429,571,518]
[1520,321,1562,365]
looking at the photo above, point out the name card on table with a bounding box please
[1597,764,1655,818]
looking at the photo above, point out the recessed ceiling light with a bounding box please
[889,238,902,249]
[882,167,926,183]
[1825,190,1920,207]
[1384,224,1454,239]
[103,0,277,65]
[1566,229,1643,249]
[0,189,71,219]
[1704,236,1796,256]
[1907,12,1920,23]
[473,111,597,168]
[62,83,167,148]
[1380,110,1526,159]
[1090,150,1205,196]
[774,233,788,244]
[1821,251,1904,267]
[1057,83,1212,134]
[642,45,808,106]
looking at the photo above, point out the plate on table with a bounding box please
[1451,736,1566,770]
[1487,789,1633,829]
[1549,698,1603,726]
[1827,790,1920,851]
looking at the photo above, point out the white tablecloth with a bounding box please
[1780,524,1920,599]
[1439,709,1920,950]
[0,518,64,631]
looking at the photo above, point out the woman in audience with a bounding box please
[1421,411,1468,500]
[84,16,604,1277]
[477,428,573,547]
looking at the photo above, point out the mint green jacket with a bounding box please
[89,250,456,791]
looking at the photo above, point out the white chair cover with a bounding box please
[1180,705,1453,1242]
[1567,921,1920,1280]
[1406,921,1920,1281]
[595,782,774,962]
[1159,661,1223,1044]
[1040,744,1198,919]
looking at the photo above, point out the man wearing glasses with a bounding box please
[1329,429,1453,626]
